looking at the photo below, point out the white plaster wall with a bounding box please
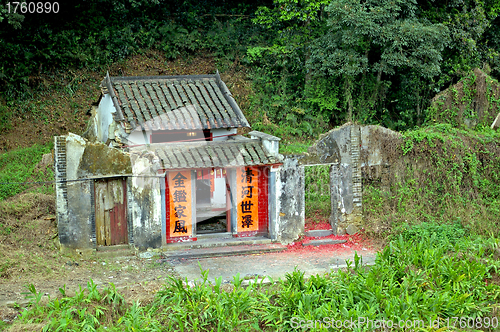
[127,129,152,146]
[212,128,237,141]
[262,140,279,156]
[97,94,115,143]
[65,133,87,180]
[150,177,162,239]
[129,154,163,248]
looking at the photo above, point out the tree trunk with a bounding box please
[345,76,354,122]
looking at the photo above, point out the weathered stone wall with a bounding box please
[304,124,401,234]
[274,157,305,243]
[128,152,163,249]
[55,133,162,252]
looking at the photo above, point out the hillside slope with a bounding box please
[0,50,251,151]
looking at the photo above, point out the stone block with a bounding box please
[302,239,347,246]
[346,224,359,235]
[305,229,333,237]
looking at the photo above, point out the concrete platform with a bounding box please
[169,248,377,283]
[162,243,286,260]
[162,235,273,251]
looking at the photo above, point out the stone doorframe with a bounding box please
[298,125,364,235]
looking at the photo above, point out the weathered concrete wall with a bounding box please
[77,141,132,178]
[306,124,362,234]
[275,157,305,244]
[65,180,93,249]
[360,125,401,192]
[128,152,162,249]
[55,133,163,251]
[55,134,93,250]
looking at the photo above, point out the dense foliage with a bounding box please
[0,0,269,99]
[0,0,499,135]
[249,0,500,132]
[11,223,500,331]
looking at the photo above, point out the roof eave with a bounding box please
[104,71,125,122]
[215,70,251,128]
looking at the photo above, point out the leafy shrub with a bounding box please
[396,222,467,245]
[10,234,500,331]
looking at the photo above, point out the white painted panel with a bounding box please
[97,94,115,143]
[211,177,226,208]
[127,130,152,146]
[212,128,237,141]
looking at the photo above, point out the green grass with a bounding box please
[279,142,312,155]
[305,165,331,217]
[8,225,500,331]
[0,143,54,200]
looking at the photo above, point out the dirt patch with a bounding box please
[0,191,177,327]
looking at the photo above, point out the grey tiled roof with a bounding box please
[102,72,250,131]
[130,139,281,169]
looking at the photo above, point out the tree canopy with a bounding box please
[0,0,498,134]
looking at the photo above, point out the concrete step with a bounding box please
[161,243,286,260]
[96,244,131,252]
[305,229,333,237]
[163,236,273,251]
[303,239,347,247]
[197,232,232,239]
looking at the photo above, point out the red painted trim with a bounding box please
[258,166,269,235]
[226,179,231,232]
[165,176,170,242]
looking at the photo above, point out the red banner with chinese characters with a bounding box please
[236,167,259,232]
[167,170,192,238]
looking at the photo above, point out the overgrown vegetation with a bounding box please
[7,223,500,331]
[0,192,58,279]
[427,68,500,129]
[363,124,500,237]
[1,0,499,136]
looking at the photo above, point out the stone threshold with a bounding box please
[163,235,274,251]
[161,242,286,260]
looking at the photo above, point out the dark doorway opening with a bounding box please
[196,214,228,234]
